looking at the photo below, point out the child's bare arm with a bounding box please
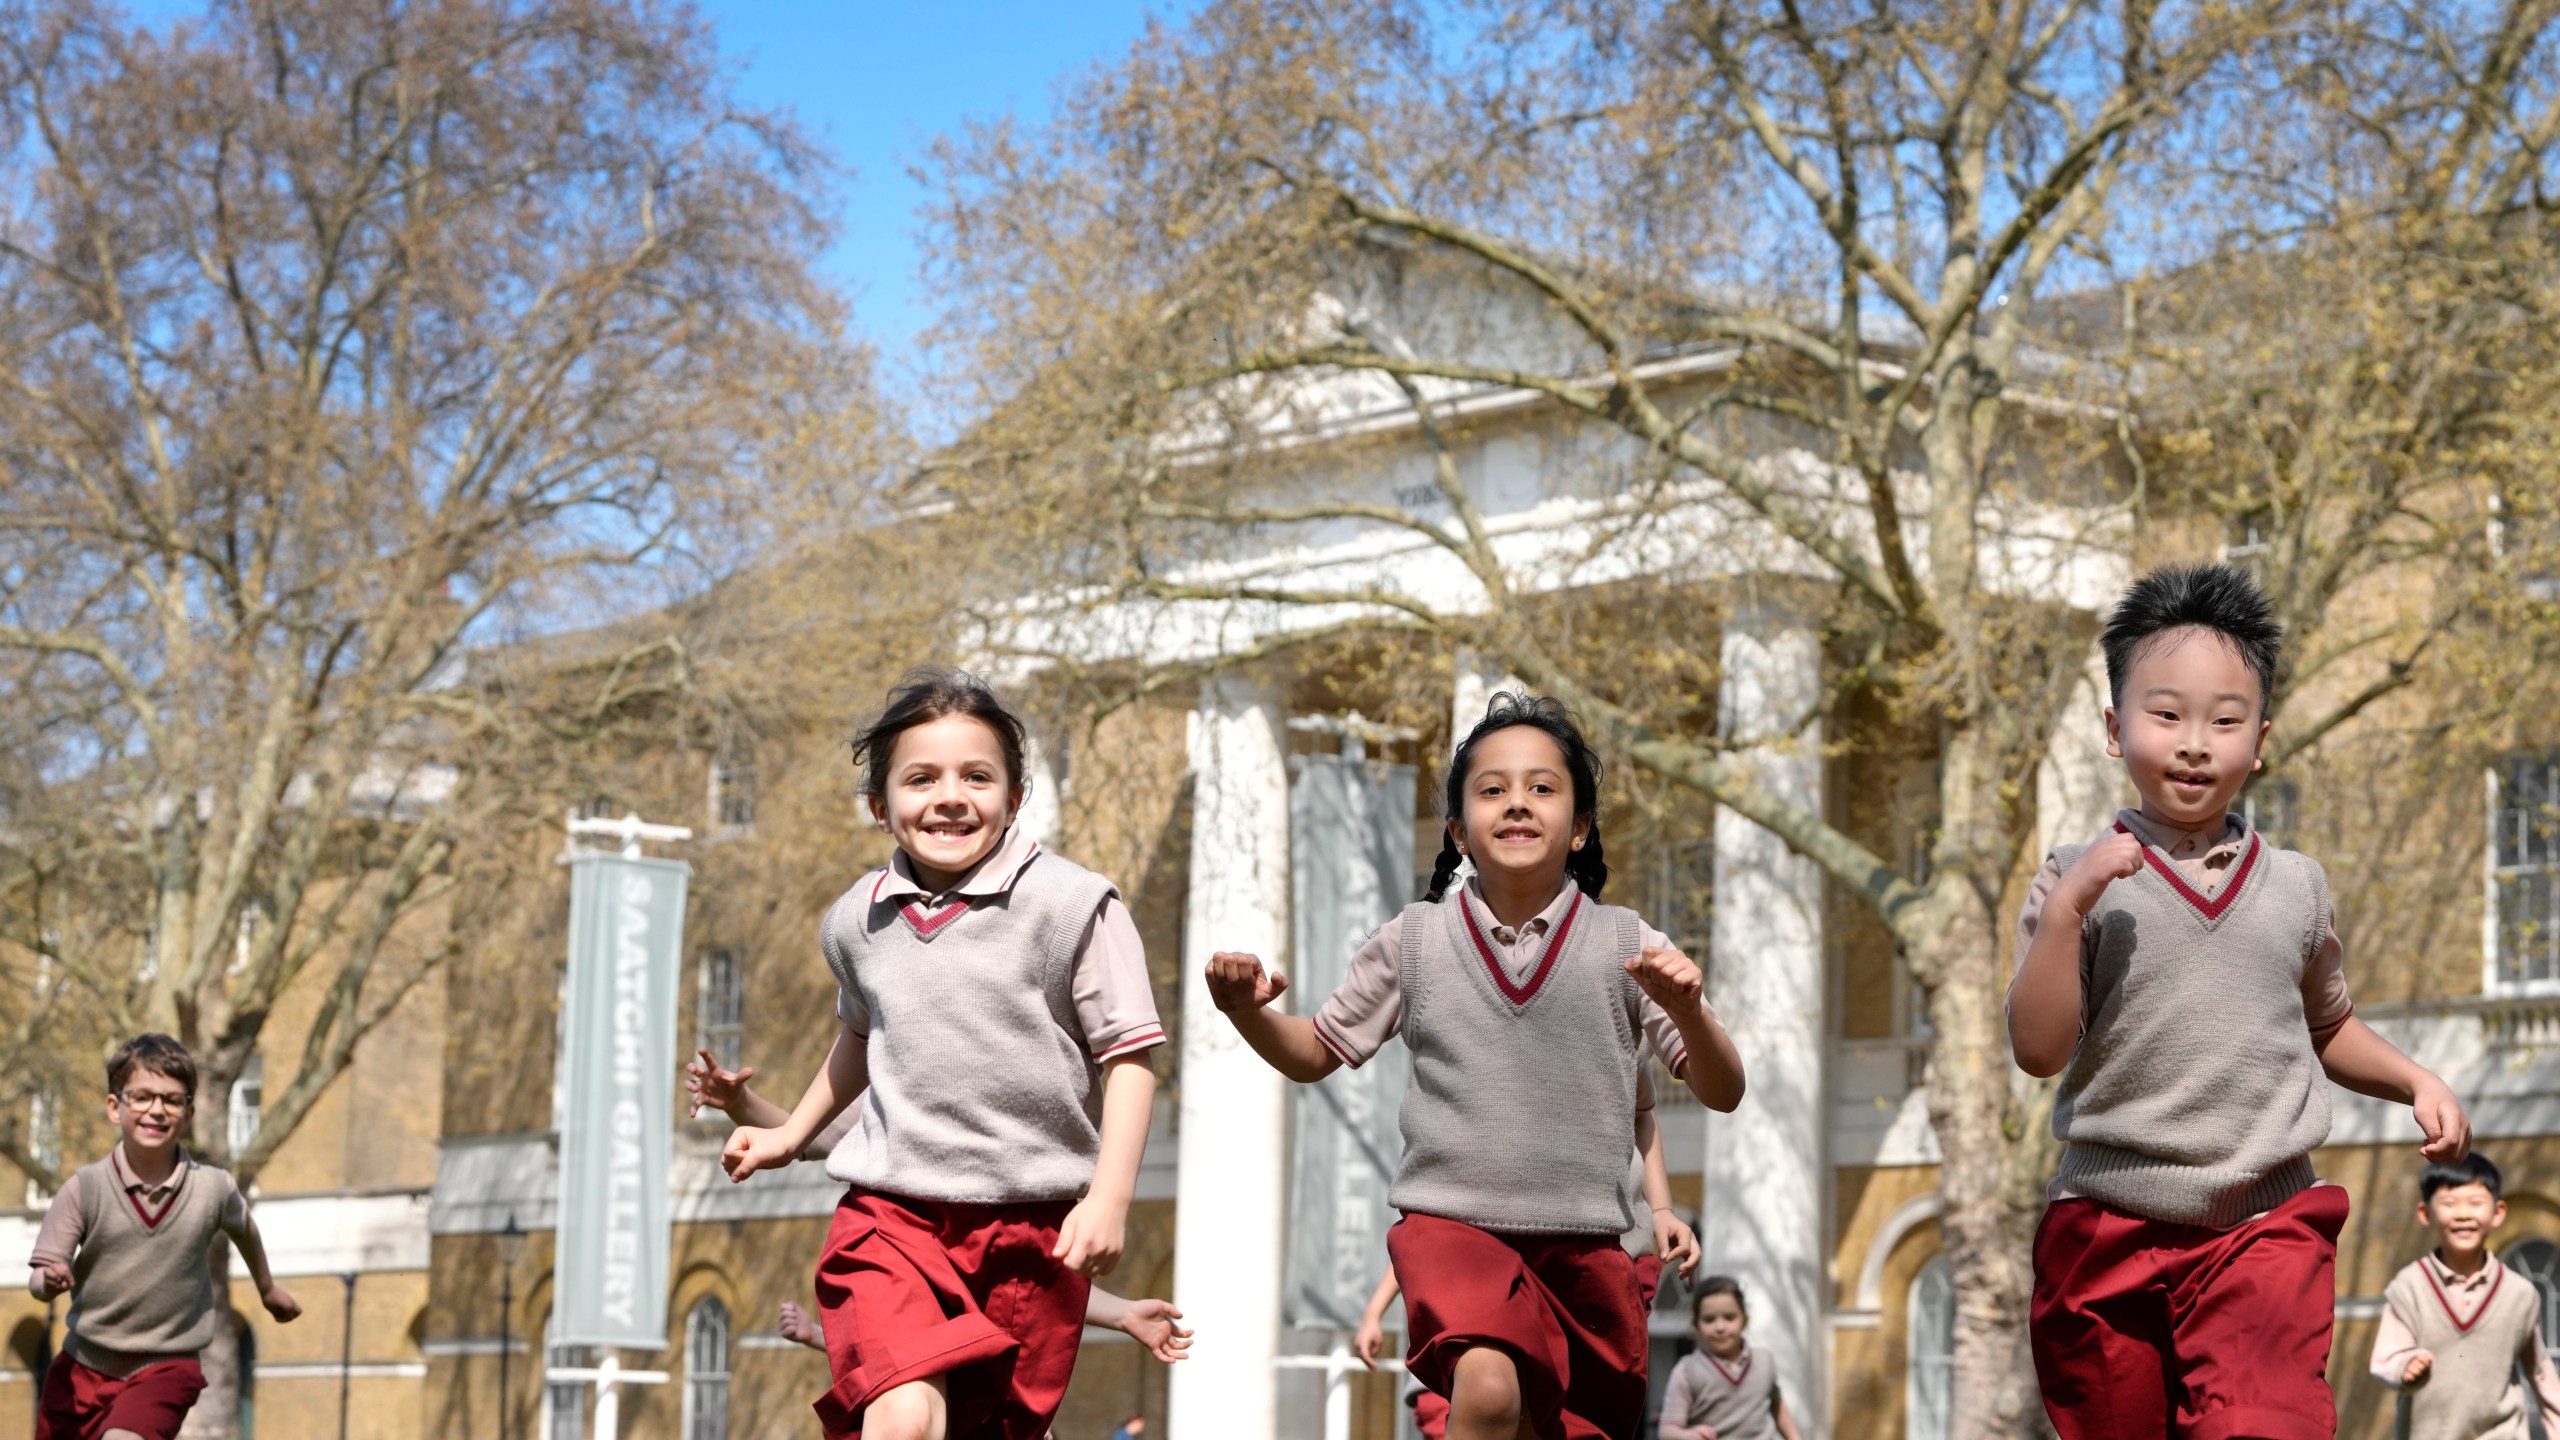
[685,1048,789,1129]
[1636,1107,1700,1278]
[722,1023,867,1182]
[1055,1054,1155,1277]
[2009,838,2142,1076]
[2315,1018,2469,1160]
[1205,952,1340,1081]
[27,1175,81,1301]
[1774,1389,1804,1440]
[234,1216,301,1322]
[1626,946,1744,1111]
[1354,1265,1400,1367]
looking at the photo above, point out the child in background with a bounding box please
[26,1034,301,1440]
[1657,1277,1801,1440]
[720,669,1164,1440]
[2370,1153,2560,1439]
[2008,564,2469,1440]
[695,1053,1192,1370]
[1210,693,1745,1440]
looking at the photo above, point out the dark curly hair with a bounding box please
[1421,691,1610,904]
[849,668,1030,802]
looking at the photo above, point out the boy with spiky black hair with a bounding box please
[2009,562,2470,1440]
[2371,1152,2560,1439]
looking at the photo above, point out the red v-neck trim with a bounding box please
[2114,821,2262,922]
[1706,1348,1752,1386]
[1459,889,1581,1006]
[900,900,968,937]
[111,1149,185,1231]
[2422,1256,2504,1334]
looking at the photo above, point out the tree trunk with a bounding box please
[1914,870,2057,1438]
[178,1239,241,1440]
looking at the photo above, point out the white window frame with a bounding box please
[541,1341,588,1440]
[680,1298,732,1440]
[2487,754,2560,997]
[707,749,756,836]
[696,948,745,1081]
[227,1055,264,1155]
[1906,1253,1955,1440]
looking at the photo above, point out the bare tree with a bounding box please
[0,0,869,1430]
[913,0,2560,1430]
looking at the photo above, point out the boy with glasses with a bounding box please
[25,1033,300,1440]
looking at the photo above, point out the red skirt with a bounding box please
[35,1355,205,1440]
[1387,1212,1649,1440]
[812,1187,1091,1440]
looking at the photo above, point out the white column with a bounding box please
[1017,732,1065,847]
[1168,675,1291,1440]
[1705,603,1829,1438]
[2037,643,2125,859]
[1448,646,1522,744]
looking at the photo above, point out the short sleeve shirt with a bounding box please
[1310,878,1701,1076]
[835,825,1164,1062]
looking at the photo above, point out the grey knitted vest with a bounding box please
[819,851,1119,1204]
[1666,1349,1784,1440]
[2049,823,2334,1227]
[1389,889,1646,1235]
[62,1153,238,1368]
[2385,1257,2542,1440]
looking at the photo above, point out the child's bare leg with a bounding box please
[104,1431,147,1440]
[1445,1346,1533,1440]
[860,1374,949,1440]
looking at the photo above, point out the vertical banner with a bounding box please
[1282,751,1416,1330]
[555,852,689,1347]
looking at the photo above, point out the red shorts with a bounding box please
[35,1355,205,1440]
[1386,1212,1649,1440]
[812,1187,1090,1440]
[2031,1183,2350,1440]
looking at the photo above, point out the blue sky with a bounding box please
[115,1,1189,365]
[706,2,1186,363]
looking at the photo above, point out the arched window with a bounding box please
[2508,1240,2560,1370]
[682,1298,732,1440]
[1906,1255,1956,1440]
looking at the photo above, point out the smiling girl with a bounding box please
[721,669,1163,1440]
[1207,692,1744,1440]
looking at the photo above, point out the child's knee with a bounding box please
[1448,1346,1524,1427]
[860,1376,948,1440]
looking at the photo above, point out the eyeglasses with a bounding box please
[114,1090,193,1113]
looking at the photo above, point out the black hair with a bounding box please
[2420,1152,2504,1202]
[107,1032,198,1098]
[2099,563,2284,716]
[1422,691,1610,903]
[1691,1274,1747,1322]
[849,668,1031,803]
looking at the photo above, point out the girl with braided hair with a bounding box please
[1207,691,1744,1440]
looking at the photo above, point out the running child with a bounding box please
[692,1051,1192,1370]
[1208,692,1746,1440]
[720,670,1164,1440]
[2008,562,2470,1440]
[26,1034,301,1440]
[1351,1085,1702,1440]
[1657,1277,1801,1440]
[2369,1152,2560,1439]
